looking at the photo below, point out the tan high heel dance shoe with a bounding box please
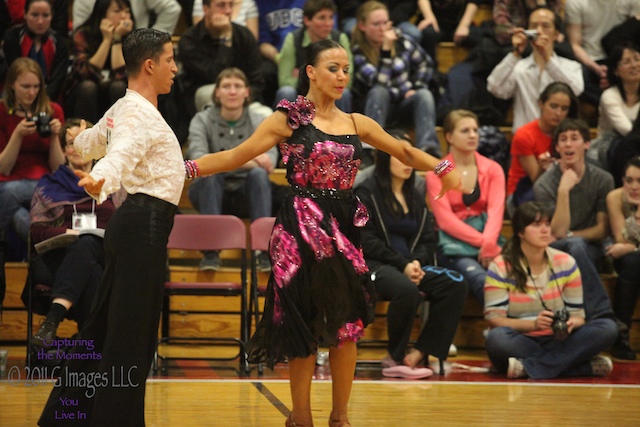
[328,416,351,427]
[286,414,313,427]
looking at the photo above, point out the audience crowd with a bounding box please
[2,0,639,374]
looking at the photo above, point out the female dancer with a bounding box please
[190,39,464,427]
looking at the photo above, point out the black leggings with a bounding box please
[372,264,468,361]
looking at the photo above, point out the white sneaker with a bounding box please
[590,355,613,376]
[448,344,457,357]
[316,350,329,366]
[507,357,527,379]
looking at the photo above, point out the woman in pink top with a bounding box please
[427,109,505,306]
[506,82,578,213]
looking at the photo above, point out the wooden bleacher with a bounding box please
[4,209,639,352]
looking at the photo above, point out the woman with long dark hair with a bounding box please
[186,39,465,427]
[64,0,133,123]
[484,201,618,379]
[605,155,640,360]
[598,41,640,137]
[355,131,468,379]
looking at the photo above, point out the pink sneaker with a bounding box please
[382,364,433,379]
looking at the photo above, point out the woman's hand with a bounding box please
[74,169,105,196]
[115,18,133,37]
[435,168,467,200]
[49,118,62,137]
[382,22,398,50]
[534,310,555,331]
[14,117,37,138]
[100,18,115,41]
[403,260,424,284]
[566,316,585,333]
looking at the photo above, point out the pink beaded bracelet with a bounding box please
[184,159,200,180]
[434,159,454,178]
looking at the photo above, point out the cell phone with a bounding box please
[523,29,539,40]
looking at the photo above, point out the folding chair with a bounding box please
[155,214,249,374]
[248,217,275,374]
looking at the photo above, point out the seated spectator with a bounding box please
[64,0,133,124]
[609,112,640,187]
[186,68,275,271]
[602,14,640,59]
[598,41,640,138]
[0,57,65,300]
[533,118,618,323]
[2,0,70,102]
[605,155,640,360]
[426,110,505,306]
[73,0,181,34]
[179,0,265,119]
[385,0,487,65]
[565,0,640,107]
[192,0,259,39]
[29,118,119,347]
[276,0,353,112]
[3,0,69,41]
[255,0,305,106]
[487,6,583,133]
[355,131,468,379]
[484,201,618,379]
[351,1,439,163]
[506,82,579,213]
[438,0,567,122]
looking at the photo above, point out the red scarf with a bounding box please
[19,28,56,75]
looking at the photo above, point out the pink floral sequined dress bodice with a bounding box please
[246,97,376,368]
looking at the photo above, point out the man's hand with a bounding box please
[558,168,579,194]
[74,170,105,196]
[511,27,528,57]
[208,12,232,38]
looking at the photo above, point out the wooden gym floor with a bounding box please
[2,345,640,426]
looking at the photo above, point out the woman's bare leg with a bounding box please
[288,354,317,426]
[328,341,357,423]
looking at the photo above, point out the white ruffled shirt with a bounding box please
[74,89,185,205]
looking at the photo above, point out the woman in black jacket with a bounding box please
[354,131,468,379]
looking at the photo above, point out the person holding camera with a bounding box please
[484,201,618,379]
[487,6,583,133]
[0,57,64,305]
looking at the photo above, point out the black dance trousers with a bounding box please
[372,264,468,362]
[38,193,176,427]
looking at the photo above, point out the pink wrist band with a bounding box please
[434,159,454,178]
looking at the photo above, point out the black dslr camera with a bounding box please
[30,112,52,137]
[551,307,570,341]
